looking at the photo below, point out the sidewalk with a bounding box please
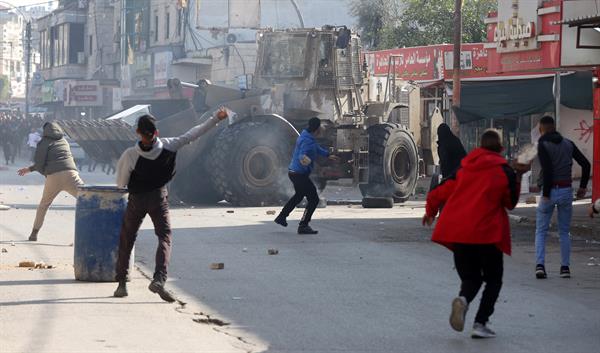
[0,163,264,353]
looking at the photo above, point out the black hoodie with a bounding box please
[537,131,590,197]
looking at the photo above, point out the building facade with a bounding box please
[33,0,117,120]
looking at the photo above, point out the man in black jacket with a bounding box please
[534,116,590,279]
[113,109,227,302]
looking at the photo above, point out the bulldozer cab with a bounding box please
[254,27,365,127]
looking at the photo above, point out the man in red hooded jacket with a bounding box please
[423,129,528,339]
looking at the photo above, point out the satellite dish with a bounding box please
[226,33,237,44]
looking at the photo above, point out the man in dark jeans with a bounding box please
[275,118,338,234]
[534,116,590,279]
[423,130,529,338]
[113,109,227,301]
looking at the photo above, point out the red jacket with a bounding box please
[426,148,520,255]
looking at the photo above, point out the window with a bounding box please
[177,9,183,37]
[154,15,159,42]
[89,35,93,55]
[165,10,170,39]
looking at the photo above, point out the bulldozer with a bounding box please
[60,26,420,208]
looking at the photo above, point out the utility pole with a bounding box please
[451,0,462,135]
[25,21,31,116]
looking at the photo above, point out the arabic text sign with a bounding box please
[369,46,444,81]
[64,80,103,107]
[154,51,173,87]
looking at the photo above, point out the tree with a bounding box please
[350,0,402,49]
[351,0,496,49]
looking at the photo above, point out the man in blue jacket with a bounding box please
[275,118,337,234]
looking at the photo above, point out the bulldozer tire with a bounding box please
[208,121,294,206]
[359,123,418,204]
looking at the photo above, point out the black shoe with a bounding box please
[560,266,571,278]
[274,215,288,227]
[298,225,318,234]
[535,264,547,279]
[28,229,39,242]
[113,281,128,297]
[148,279,176,303]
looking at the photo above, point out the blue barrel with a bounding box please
[74,186,131,281]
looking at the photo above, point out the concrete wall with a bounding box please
[530,105,594,180]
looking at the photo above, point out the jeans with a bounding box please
[279,172,319,227]
[115,188,172,282]
[453,244,503,325]
[535,187,573,266]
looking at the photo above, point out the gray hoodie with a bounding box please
[29,122,78,176]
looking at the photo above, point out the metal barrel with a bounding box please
[74,186,130,281]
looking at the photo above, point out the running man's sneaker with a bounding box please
[449,296,468,332]
[535,264,547,279]
[148,279,176,303]
[560,266,571,278]
[274,215,288,227]
[471,322,496,339]
[298,225,318,234]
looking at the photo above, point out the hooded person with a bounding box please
[17,122,84,241]
[112,108,228,302]
[423,129,529,339]
[437,123,467,179]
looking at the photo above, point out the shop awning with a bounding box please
[451,72,593,123]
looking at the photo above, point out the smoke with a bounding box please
[517,143,538,164]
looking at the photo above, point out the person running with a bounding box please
[274,118,338,234]
[534,116,590,279]
[17,122,84,242]
[113,108,228,302]
[423,129,528,338]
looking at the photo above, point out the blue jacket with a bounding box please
[288,129,329,175]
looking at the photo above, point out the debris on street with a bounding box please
[226,210,234,214]
[266,210,276,215]
[268,249,279,255]
[210,263,225,270]
[18,261,35,268]
[1,248,7,253]
[0,204,10,211]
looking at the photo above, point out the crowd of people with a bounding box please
[0,112,45,165]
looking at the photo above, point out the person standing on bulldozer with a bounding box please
[113,108,228,302]
[275,118,338,234]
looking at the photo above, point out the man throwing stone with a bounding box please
[275,117,338,234]
[113,108,228,302]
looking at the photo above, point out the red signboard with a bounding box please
[486,1,562,73]
[365,43,536,82]
[366,46,444,81]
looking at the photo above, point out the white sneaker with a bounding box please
[471,322,496,338]
[449,296,468,332]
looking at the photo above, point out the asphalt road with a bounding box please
[133,204,600,353]
[2,163,598,353]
